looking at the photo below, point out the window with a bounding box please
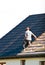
[40,61,45,65]
[0,62,6,65]
[21,60,25,65]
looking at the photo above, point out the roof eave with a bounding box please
[0,52,45,59]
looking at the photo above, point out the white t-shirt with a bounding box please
[25,30,33,41]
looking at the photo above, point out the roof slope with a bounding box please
[0,13,45,58]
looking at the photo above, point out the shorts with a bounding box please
[23,40,31,48]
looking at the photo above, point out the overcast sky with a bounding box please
[0,0,45,38]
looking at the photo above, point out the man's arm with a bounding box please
[32,33,37,39]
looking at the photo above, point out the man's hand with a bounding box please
[36,38,39,40]
[36,38,43,40]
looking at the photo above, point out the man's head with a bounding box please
[26,27,30,30]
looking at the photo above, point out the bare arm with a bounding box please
[32,33,37,39]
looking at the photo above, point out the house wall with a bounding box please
[0,59,20,65]
[6,60,20,65]
[26,60,39,65]
[25,58,45,65]
[0,57,45,65]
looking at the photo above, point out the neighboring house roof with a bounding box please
[0,13,45,59]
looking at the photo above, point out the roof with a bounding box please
[0,13,45,59]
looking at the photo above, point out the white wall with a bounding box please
[0,60,20,65]
[6,60,20,65]
[26,60,39,65]
[25,58,45,65]
[0,58,45,65]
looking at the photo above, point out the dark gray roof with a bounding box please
[0,13,45,59]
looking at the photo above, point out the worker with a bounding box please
[23,27,37,49]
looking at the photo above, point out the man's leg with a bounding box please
[28,40,32,46]
[23,40,27,49]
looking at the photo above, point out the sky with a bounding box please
[0,0,45,38]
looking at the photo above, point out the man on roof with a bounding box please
[23,27,37,49]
